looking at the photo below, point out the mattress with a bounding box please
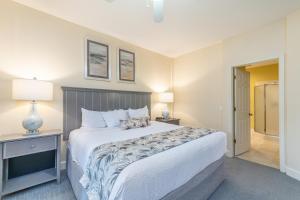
[68,121,227,200]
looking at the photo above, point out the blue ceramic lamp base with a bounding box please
[162,110,170,120]
[22,101,43,136]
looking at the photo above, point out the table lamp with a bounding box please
[12,78,53,135]
[159,92,174,119]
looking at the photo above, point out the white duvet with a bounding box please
[69,121,226,200]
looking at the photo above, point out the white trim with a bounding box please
[286,166,300,181]
[226,149,234,158]
[61,161,66,170]
[278,55,286,173]
[254,80,278,86]
[229,55,286,173]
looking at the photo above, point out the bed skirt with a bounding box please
[67,148,225,200]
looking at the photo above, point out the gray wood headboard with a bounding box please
[62,87,152,140]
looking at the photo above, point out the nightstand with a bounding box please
[156,117,180,125]
[0,130,61,199]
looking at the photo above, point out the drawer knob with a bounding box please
[30,144,36,149]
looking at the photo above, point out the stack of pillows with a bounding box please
[81,106,150,130]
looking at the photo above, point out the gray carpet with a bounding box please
[209,158,300,200]
[4,158,300,200]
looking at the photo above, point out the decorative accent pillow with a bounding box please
[81,108,106,128]
[101,109,128,127]
[120,117,150,130]
[128,106,149,119]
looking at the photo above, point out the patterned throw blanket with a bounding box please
[80,127,217,200]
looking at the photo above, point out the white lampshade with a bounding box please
[159,92,174,103]
[12,79,53,101]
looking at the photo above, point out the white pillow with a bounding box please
[115,109,129,121]
[81,108,106,128]
[128,106,149,119]
[101,109,128,127]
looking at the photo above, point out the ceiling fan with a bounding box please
[105,0,164,23]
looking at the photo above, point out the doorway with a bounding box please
[233,59,281,169]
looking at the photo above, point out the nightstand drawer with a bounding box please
[3,136,56,159]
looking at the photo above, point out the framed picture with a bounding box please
[118,49,135,82]
[85,39,110,80]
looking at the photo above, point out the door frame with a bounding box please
[231,55,285,172]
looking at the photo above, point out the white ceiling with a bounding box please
[13,0,300,58]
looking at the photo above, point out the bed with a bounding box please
[62,87,226,200]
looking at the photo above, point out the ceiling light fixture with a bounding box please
[152,0,164,23]
[105,0,165,23]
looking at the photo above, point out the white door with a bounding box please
[234,68,251,156]
[254,85,265,134]
[266,84,279,136]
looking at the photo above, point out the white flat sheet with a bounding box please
[69,121,227,200]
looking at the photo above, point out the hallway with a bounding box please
[237,131,279,169]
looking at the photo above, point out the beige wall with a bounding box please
[173,19,285,156]
[173,16,300,180]
[0,1,173,162]
[222,20,286,157]
[286,9,300,178]
[173,44,225,130]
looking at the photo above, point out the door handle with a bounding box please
[249,113,253,117]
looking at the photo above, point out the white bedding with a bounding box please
[69,121,226,200]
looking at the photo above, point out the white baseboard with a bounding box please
[286,166,300,181]
[61,161,67,170]
[225,149,234,158]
